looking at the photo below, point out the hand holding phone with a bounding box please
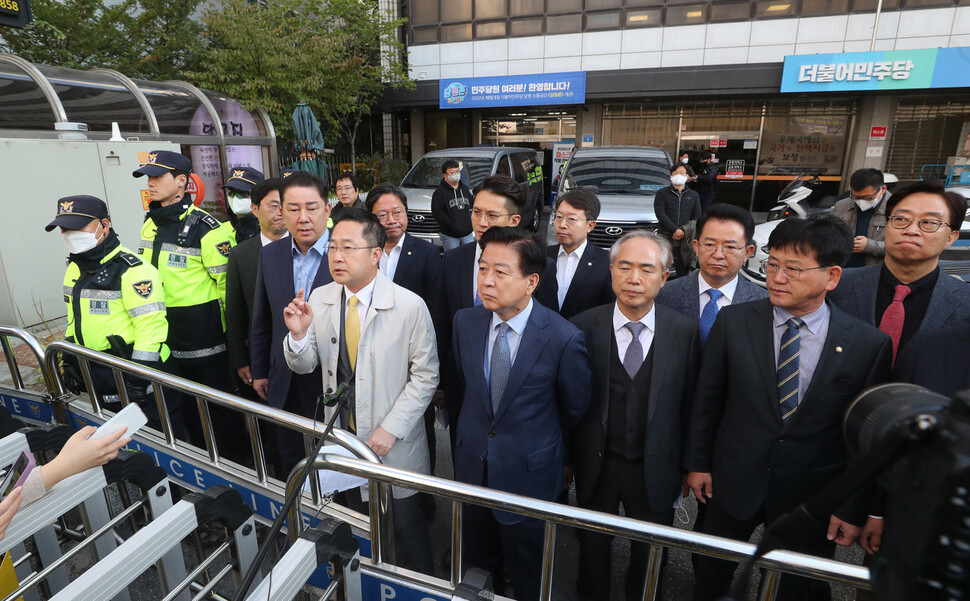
[0,451,35,501]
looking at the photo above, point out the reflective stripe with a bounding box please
[128,302,166,317]
[63,286,74,295]
[78,289,122,300]
[140,240,154,250]
[160,243,201,256]
[207,265,228,274]
[131,350,161,361]
[171,343,227,359]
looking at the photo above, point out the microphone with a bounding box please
[319,382,349,407]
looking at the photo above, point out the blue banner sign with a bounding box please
[781,47,970,92]
[440,72,586,109]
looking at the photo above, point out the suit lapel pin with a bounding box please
[835,345,843,353]
[408,251,412,256]
[587,262,592,266]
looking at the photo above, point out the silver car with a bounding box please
[400,147,543,246]
[549,146,671,249]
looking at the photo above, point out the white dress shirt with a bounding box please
[484,298,534,384]
[472,241,483,303]
[612,302,656,359]
[379,233,406,282]
[556,239,587,309]
[697,274,740,316]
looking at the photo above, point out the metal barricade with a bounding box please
[297,453,872,601]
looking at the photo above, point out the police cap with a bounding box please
[224,166,264,193]
[45,195,109,232]
[133,150,193,178]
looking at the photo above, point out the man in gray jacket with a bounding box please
[282,209,438,574]
[831,168,889,267]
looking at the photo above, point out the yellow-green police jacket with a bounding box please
[139,199,234,363]
[63,243,170,366]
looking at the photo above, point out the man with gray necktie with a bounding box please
[452,227,591,601]
[684,216,892,601]
[569,230,699,601]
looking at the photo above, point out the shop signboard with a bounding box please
[725,160,745,178]
[869,126,887,140]
[781,47,970,93]
[440,72,586,109]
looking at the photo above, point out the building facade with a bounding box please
[381,1,970,210]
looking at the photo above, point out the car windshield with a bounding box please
[401,156,494,188]
[562,156,669,194]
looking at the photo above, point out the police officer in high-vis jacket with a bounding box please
[46,195,186,437]
[133,151,247,458]
[224,166,264,243]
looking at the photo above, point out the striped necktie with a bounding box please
[777,317,804,423]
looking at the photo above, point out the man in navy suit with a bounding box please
[657,203,767,345]
[250,171,334,473]
[365,182,444,474]
[441,175,558,450]
[685,216,892,601]
[570,230,699,601]
[829,181,970,362]
[453,227,591,601]
[547,189,614,320]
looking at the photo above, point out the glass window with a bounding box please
[548,0,583,12]
[547,13,583,32]
[587,11,621,28]
[511,18,544,35]
[562,155,671,194]
[475,0,508,19]
[801,0,849,14]
[760,115,848,176]
[586,0,622,8]
[37,65,151,133]
[412,26,439,43]
[205,92,268,138]
[602,117,678,158]
[0,61,56,131]
[441,23,473,42]
[710,1,752,21]
[903,0,954,7]
[402,155,495,188]
[442,0,472,21]
[625,0,664,5]
[476,21,507,38]
[496,156,512,177]
[410,0,438,25]
[665,4,708,24]
[510,0,544,15]
[755,0,795,16]
[626,8,662,25]
[851,0,899,10]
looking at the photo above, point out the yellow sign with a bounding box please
[0,551,22,601]
[141,190,152,210]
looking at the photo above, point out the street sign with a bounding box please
[0,0,31,28]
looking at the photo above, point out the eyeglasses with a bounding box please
[375,208,406,223]
[260,201,282,213]
[324,243,378,255]
[887,215,950,233]
[471,208,510,223]
[552,214,586,226]
[761,260,828,280]
[850,190,882,202]
[335,186,357,193]
[697,242,746,255]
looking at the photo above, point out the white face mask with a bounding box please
[681,158,689,164]
[227,192,253,215]
[63,222,105,254]
[671,174,688,186]
[447,172,461,183]
[853,191,882,212]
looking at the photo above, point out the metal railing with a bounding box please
[296,453,872,601]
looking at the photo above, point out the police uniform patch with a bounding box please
[90,300,110,315]
[132,280,153,298]
[168,254,188,269]
[216,241,232,258]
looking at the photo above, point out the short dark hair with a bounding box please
[279,171,328,203]
[365,182,408,212]
[335,172,359,190]
[171,170,190,188]
[555,189,601,221]
[766,215,852,267]
[885,181,967,232]
[251,178,282,207]
[670,163,688,175]
[332,208,387,249]
[473,174,524,215]
[849,168,884,192]
[478,226,546,277]
[442,159,459,173]
[695,203,756,246]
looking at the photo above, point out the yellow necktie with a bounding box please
[346,296,360,372]
[346,296,360,433]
